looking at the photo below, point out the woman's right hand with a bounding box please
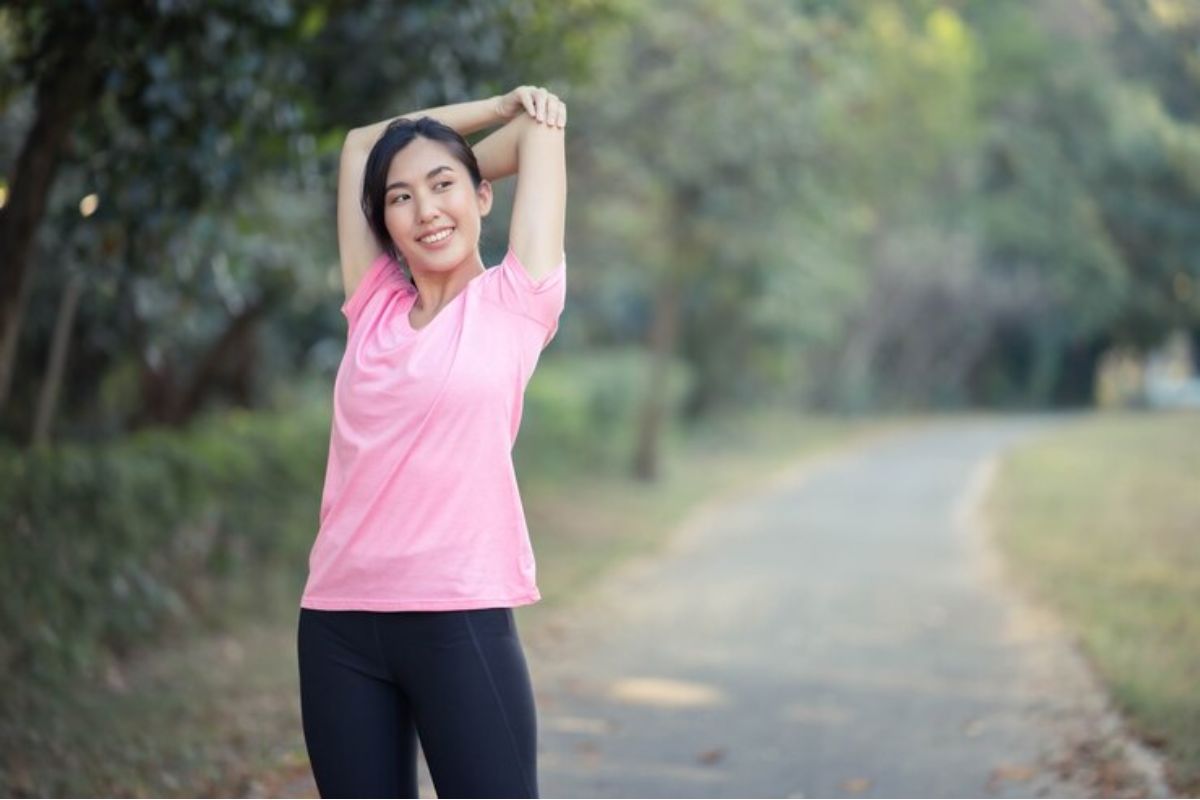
[494,85,567,128]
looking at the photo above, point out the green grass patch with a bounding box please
[984,409,1200,796]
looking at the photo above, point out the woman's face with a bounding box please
[383,137,492,272]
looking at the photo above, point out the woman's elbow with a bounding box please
[343,128,369,153]
[516,117,566,166]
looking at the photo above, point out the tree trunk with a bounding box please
[31,273,83,446]
[0,263,36,414]
[0,21,105,367]
[175,299,266,423]
[1052,335,1108,407]
[632,272,681,482]
[131,299,267,429]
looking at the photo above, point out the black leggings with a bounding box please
[296,606,538,798]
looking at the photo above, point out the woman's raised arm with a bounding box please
[345,96,505,152]
[470,88,568,283]
[471,86,567,183]
[337,96,508,299]
[335,135,383,299]
[508,112,566,283]
[336,89,564,297]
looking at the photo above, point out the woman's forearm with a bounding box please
[470,114,531,182]
[346,95,505,149]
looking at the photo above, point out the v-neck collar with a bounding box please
[402,267,489,334]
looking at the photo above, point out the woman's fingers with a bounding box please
[545,97,565,128]
[516,85,565,127]
[523,86,539,120]
[519,86,537,118]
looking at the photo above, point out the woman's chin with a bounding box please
[406,246,472,273]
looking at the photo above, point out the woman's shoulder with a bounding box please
[342,251,414,324]
[478,243,566,347]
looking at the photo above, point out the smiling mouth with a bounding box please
[418,227,456,245]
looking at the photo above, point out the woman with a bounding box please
[296,85,568,798]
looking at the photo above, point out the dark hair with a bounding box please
[360,116,485,282]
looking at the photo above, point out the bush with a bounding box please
[0,401,330,687]
[0,348,692,690]
[516,347,693,476]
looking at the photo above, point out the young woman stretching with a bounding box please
[296,85,568,798]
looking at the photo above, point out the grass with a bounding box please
[1,406,909,797]
[983,408,1200,797]
[2,569,312,798]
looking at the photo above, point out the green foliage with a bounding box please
[0,0,625,439]
[0,401,329,689]
[0,351,679,691]
[4,0,1200,443]
[569,0,1200,412]
[516,348,694,476]
[962,0,1200,402]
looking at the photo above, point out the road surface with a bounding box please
[506,414,1169,798]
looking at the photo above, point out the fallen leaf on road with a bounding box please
[841,777,872,792]
[573,739,602,767]
[698,747,725,765]
[987,762,1036,790]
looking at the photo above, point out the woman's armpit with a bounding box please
[502,243,565,292]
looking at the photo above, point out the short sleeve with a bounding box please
[489,244,567,348]
[341,252,406,328]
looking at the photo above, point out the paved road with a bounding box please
[507,414,1168,798]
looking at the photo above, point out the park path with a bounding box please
[510,413,1170,798]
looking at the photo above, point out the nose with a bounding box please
[415,194,442,224]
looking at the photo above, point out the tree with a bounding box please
[576,0,825,478]
[0,0,620,442]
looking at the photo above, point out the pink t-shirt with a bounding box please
[300,244,566,611]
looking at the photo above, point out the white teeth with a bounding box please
[420,228,454,244]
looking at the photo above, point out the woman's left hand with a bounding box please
[494,85,567,128]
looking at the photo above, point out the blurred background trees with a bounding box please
[0,0,615,442]
[5,5,1198,792]
[3,0,1198,759]
[1,0,1197,453]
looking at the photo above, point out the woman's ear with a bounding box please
[477,179,494,217]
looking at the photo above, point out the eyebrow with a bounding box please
[386,165,455,191]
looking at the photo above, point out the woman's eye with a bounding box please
[436,181,452,189]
